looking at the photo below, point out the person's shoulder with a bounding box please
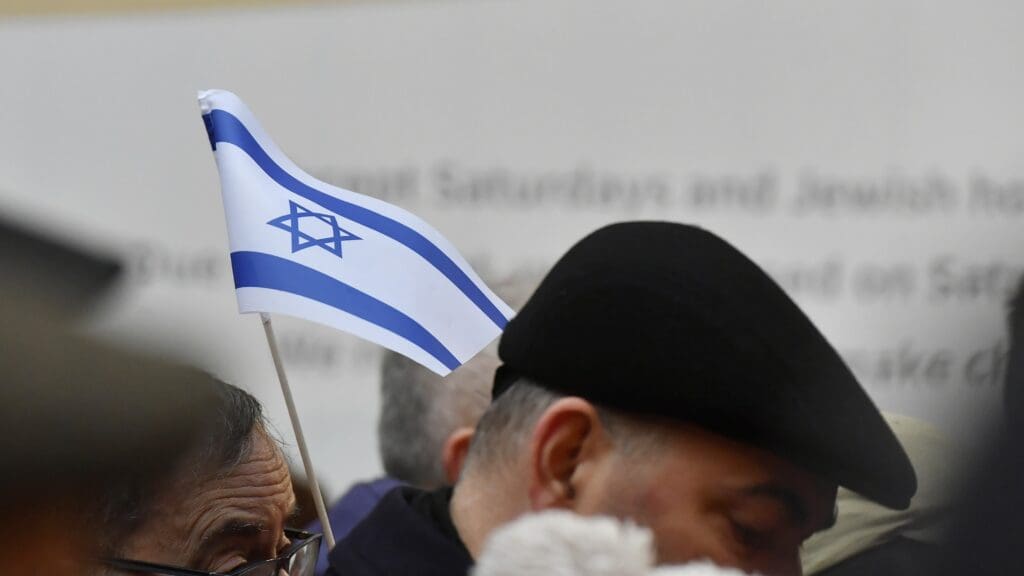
[323,546,377,576]
[330,477,402,514]
[328,485,419,558]
[327,486,472,576]
[345,476,403,500]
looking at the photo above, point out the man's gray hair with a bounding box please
[378,351,493,488]
[463,378,666,475]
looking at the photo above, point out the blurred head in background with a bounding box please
[379,349,497,488]
[98,380,318,576]
[0,313,226,575]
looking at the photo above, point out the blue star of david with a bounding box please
[267,201,360,258]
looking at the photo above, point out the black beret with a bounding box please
[495,221,916,510]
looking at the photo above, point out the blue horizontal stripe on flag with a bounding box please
[231,250,461,372]
[205,110,508,331]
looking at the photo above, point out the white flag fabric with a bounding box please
[198,90,513,375]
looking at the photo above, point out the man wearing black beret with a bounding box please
[326,222,916,576]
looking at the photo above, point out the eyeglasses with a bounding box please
[102,528,321,576]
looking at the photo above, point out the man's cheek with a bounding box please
[645,512,736,567]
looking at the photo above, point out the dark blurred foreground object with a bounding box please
[1003,275,1024,436]
[0,219,219,574]
[0,308,220,491]
[934,276,1024,575]
[0,216,121,317]
[812,279,1024,575]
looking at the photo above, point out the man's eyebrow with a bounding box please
[198,518,268,547]
[190,518,268,563]
[741,483,809,526]
[215,519,267,536]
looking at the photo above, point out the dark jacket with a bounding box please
[307,476,403,576]
[325,486,473,576]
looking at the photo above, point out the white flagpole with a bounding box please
[259,312,337,548]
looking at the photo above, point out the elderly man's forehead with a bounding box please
[179,432,294,539]
[196,431,291,493]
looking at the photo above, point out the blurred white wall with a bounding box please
[1,0,1022,495]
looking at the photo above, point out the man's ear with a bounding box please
[442,427,475,485]
[527,397,610,511]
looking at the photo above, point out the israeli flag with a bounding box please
[199,90,512,375]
